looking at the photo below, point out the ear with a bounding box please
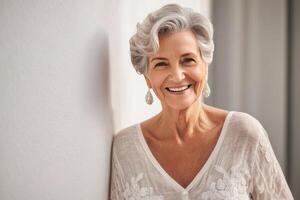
[143,75,152,89]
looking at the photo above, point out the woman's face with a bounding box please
[145,30,207,110]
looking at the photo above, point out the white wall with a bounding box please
[0,0,115,199]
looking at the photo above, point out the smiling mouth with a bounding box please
[165,84,192,92]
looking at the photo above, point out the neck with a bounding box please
[157,101,212,141]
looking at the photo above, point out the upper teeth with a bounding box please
[168,85,189,92]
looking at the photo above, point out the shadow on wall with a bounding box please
[84,28,113,127]
[83,28,114,198]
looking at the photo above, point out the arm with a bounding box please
[250,126,294,199]
[110,139,125,200]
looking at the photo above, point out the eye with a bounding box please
[182,58,196,64]
[154,62,168,68]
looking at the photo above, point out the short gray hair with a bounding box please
[129,4,214,74]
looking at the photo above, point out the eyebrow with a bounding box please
[150,57,168,62]
[150,52,197,62]
[181,53,197,57]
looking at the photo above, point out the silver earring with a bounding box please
[203,81,211,98]
[145,88,153,105]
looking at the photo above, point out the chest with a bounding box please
[145,131,220,188]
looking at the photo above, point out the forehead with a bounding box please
[151,30,200,58]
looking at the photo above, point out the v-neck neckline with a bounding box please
[136,111,233,192]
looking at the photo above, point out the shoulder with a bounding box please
[114,124,137,141]
[112,124,139,155]
[230,111,262,128]
[229,111,265,141]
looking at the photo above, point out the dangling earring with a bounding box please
[145,88,153,105]
[203,81,211,98]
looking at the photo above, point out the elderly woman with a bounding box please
[110,4,293,200]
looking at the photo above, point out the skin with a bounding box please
[140,30,229,188]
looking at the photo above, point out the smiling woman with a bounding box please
[110,4,294,200]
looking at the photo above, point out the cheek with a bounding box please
[187,68,205,91]
[190,68,203,81]
[147,73,167,95]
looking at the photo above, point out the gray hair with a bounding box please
[129,4,214,75]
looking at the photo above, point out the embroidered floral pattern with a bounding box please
[201,165,250,200]
[122,173,164,200]
[254,132,284,197]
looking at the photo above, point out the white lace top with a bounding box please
[110,111,294,200]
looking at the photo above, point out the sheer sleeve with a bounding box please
[250,126,294,200]
[110,139,125,200]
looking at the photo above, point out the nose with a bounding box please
[169,65,186,82]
